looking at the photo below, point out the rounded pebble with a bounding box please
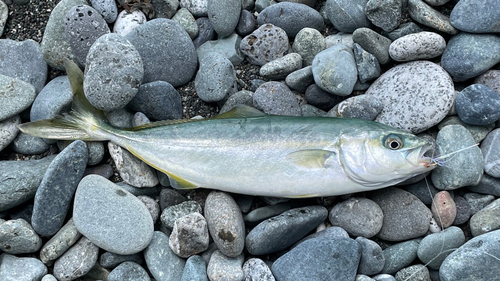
[197,33,244,65]
[240,24,289,66]
[353,27,392,65]
[329,197,383,238]
[291,27,327,66]
[53,237,99,281]
[365,0,402,32]
[137,195,160,224]
[0,253,47,281]
[408,0,457,34]
[464,192,496,216]
[470,199,500,237]
[481,129,500,178]
[417,226,465,269]
[0,218,42,254]
[356,237,385,276]
[253,81,302,116]
[207,0,240,37]
[207,250,244,281]
[242,258,275,281]
[259,53,302,80]
[181,255,208,281]
[128,81,183,121]
[181,0,208,17]
[0,74,36,121]
[108,142,159,187]
[333,94,383,120]
[172,8,198,39]
[195,52,237,103]
[285,66,315,93]
[39,218,82,264]
[30,76,72,122]
[0,115,21,151]
[90,0,118,23]
[455,84,500,126]
[325,0,372,32]
[389,31,446,62]
[395,264,429,281]
[431,191,457,229]
[353,43,381,83]
[144,231,186,281]
[113,10,147,36]
[450,0,500,33]
[381,239,419,274]
[107,261,150,281]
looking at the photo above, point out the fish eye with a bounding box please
[384,135,403,150]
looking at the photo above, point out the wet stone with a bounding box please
[240,24,289,66]
[207,250,244,281]
[107,261,150,281]
[356,237,385,276]
[128,81,182,121]
[329,197,383,238]
[242,258,275,281]
[365,0,402,32]
[455,84,500,126]
[469,199,500,237]
[195,52,237,103]
[0,218,42,254]
[181,255,208,281]
[408,0,457,34]
[389,31,446,62]
[40,218,82,264]
[253,81,302,116]
[381,239,419,274]
[352,27,392,65]
[417,226,465,270]
[161,200,202,229]
[353,43,381,83]
[0,254,47,281]
[53,237,99,281]
[325,0,372,32]
[144,231,186,281]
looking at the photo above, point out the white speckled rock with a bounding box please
[365,60,454,133]
[113,10,147,36]
[389,31,446,61]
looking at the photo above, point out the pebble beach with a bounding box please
[1,0,500,280]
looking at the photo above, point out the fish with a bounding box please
[18,60,436,198]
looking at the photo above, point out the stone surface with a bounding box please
[244,202,291,225]
[90,0,118,23]
[108,142,159,187]
[161,200,202,229]
[431,191,456,228]
[285,66,315,93]
[181,255,208,281]
[292,28,326,66]
[40,218,82,263]
[84,33,143,111]
[408,0,457,34]
[236,9,256,37]
[325,0,371,32]
[99,251,144,269]
[370,187,431,241]
[383,22,422,41]
[329,197,383,238]
[30,76,73,122]
[332,94,383,120]
[365,61,454,133]
[0,1,6,36]
[464,192,496,216]
[0,218,42,254]
[128,81,182,121]
[125,18,197,86]
[260,53,303,80]
[246,205,328,255]
[220,90,254,113]
[312,44,357,96]
[0,254,48,281]
[438,115,495,143]
[356,237,385,276]
[0,74,36,121]
[305,84,345,111]
[470,199,500,237]
[353,43,381,83]
[417,226,465,269]
[172,8,198,39]
[73,175,154,255]
[169,212,209,258]
[181,0,208,17]
[138,195,160,224]
[195,52,237,103]
[207,250,244,281]
[53,237,99,281]
[452,195,471,225]
[481,129,500,178]
[0,115,21,151]
[197,33,244,65]
[352,27,392,65]
[32,141,88,237]
[243,258,275,281]
[253,81,302,116]
[431,125,484,190]
[475,70,500,95]
[395,265,429,281]
[441,33,500,82]
[389,31,446,62]
[240,24,289,66]
[450,0,500,33]
[381,239,419,274]
[455,84,500,126]
[9,132,50,155]
[365,0,401,32]
[113,10,147,36]
[107,261,150,281]
[144,231,186,281]
[193,17,216,49]
[207,0,240,37]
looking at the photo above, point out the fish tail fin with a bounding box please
[18,59,114,141]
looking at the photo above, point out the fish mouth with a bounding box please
[407,144,435,167]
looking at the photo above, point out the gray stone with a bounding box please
[260,53,303,80]
[353,27,392,64]
[0,74,36,121]
[431,125,484,190]
[58,140,104,166]
[389,31,446,62]
[181,255,208,281]
[356,237,385,275]
[193,17,216,49]
[128,81,182,121]
[53,237,99,281]
[180,0,208,17]
[73,175,154,255]
[0,155,56,212]
[450,0,500,33]
[126,18,197,86]
[246,205,328,255]
[371,188,431,241]
[329,197,383,238]
[381,239,419,274]
[84,33,143,111]
[0,1,6,36]
[305,84,345,111]
[0,254,47,281]
[253,81,302,116]
[220,90,254,114]
[301,104,327,116]
[236,9,256,37]
[365,0,401,32]
[207,250,244,281]
[0,115,21,151]
[325,0,371,32]
[30,76,73,122]
[395,265,429,281]
[325,32,354,48]
[257,2,324,38]
[151,0,179,19]
[40,0,89,70]
[292,28,326,66]
[285,66,314,93]
[138,195,160,224]
[132,112,151,127]
[481,129,500,177]
[115,182,162,197]
[417,226,465,269]
[470,199,500,237]
[440,229,500,281]
[293,226,350,248]
[475,70,500,95]
[373,274,397,281]
[456,84,500,126]
[383,22,422,41]
[161,200,202,229]
[9,132,50,155]
[353,43,381,83]
[40,218,82,263]
[207,0,240,37]
[108,142,159,187]
[272,236,361,280]
[312,44,358,96]
[144,231,186,281]
[64,5,110,66]
[404,179,440,205]
[0,218,42,254]
[464,192,496,216]
[240,24,289,66]
[437,115,495,143]
[442,33,500,82]
[169,212,209,258]
[408,0,457,34]
[244,202,291,225]
[159,188,188,210]
[105,108,134,128]
[255,0,277,12]
[90,0,118,23]
[107,262,150,281]
[197,33,244,65]
[0,39,47,94]
[32,141,88,237]
[204,191,245,257]
[452,195,471,225]
[195,53,237,103]
[333,94,383,120]
[365,61,454,133]
[99,251,144,268]
[243,258,275,281]
[113,10,147,36]
[172,8,198,39]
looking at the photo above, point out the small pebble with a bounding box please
[144,231,186,281]
[356,237,385,276]
[207,0,241,37]
[236,9,256,37]
[383,22,422,41]
[408,0,457,34]
[389,31,446,62]
[244,202,291,225]
[0,253,47,281]
[113,10,146,36]
[181,255,208,281]
[193,17,216,49]
[197,33,244,65]
[353,27,392,65]
[285,66,315,93]
[128,80,183,121]
[207,250,244,281]
[417,226,465,269]
[365,0,402,32]
[470,199,500,237]
[40,218,82,264]
[325,0,371,32]
[180,0,208,17]
[463,192,496,216]
[30,76,72,122]
[394,264,429,281]
[455,84,500,126]
[53,237,99,281]
[195,52,237,103]
[381,239,419,275]
[292,226,349,248]
[332,94,383,120]
[450,0,500,33]
[452,195,471,225]
[108,142,159,187]
[107,261,150,281]
[137,195,160,224]
[0,74,36,121]
[9,132,50,155]
[259,53,303,80]
[172,8,198,39]
[159,188,187,211]
[480,129,500,177]
[329,197,383,238]
[240,24,289,66]
[90,0,118,23]
[161,200,202,229]
[305,84,345,111]
[99,251,144,269]
[292,27,326,66]
[431,191,457,228]
[353,43,381,83]
[0,218,42,254]
[169,212,209,258]
[437,115,495,143]
[253,81,302,116]
[243,258,275,281]
[0,115,21,151]
[474,70,500,94]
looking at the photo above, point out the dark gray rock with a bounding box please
[0,39,47,94]
[389,31,446,62]
[0,218,42,254]
[453,195,471,225]
[99,251,144,269]
[272,236,361,280]
[220,90,254,114]
[151,0,179,19]
[441,33,500,82]
[408,0,457,34]
[172,8,198,39]
[0,254,47,281]
[0,155,56,212]
[9,131,50,155]
[329,197,383,238]
[105,108,134,128]
[353,27,392,64]
[365,0,401,32]
[450,0,500,33]
[383,22,422,41]
[253,81,302,116]
[236,9,256,37]
[292,28,326,66]
[126,18,197,86]
[440,229,500,281]
[90,0,118,23]
[305,84,345,111]
[73,175,154,255]
[30,76,73,122]
[197,33,244,65]
[470,199,500,237]
[370,187,431,241]
[32,141,88,237]
[159,188,187,211]
[481,129,500,178]
[353,43,381,83]
[417,226,465,269]
[58,140,104,166]
[182,255,208,281]
[39,218,82,264]
[144,231,186,281]
[204,191,245,257]
[244,202,291,225]
[431,125,484,190]
[438,115,495,143]
[128,81,182,121]
[0,115,20,151]
[246,205,328,255]
[161,200,202,229]
[325,0,371,32]
[107,261,150,281]
[356,237,385,276]
[381,239,419,274]
[64,5,110,66]
[293,226,349,248]
[403,179,440,205]
[207,0,240,37]
[285,66,314,93]
[257,2,324,37]
[195,52,237,102]
[301,104,327,116]
[455,84,500,126]
[240,24,289,66]
[312,44,358,96]
[475,70,500,95]
[464,192,496,216]
[255,0,277,12]
[193,17,216,49]
[0,74,36,121]
[332,94,383,121]
[53,237,99,281]
[365,61,454,133]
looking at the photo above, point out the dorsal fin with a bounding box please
[128,105,266,131]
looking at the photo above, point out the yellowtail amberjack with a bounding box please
[18,60,436,197]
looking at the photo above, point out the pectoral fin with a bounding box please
[286,149,337,169]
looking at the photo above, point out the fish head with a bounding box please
[338,129,435,189]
